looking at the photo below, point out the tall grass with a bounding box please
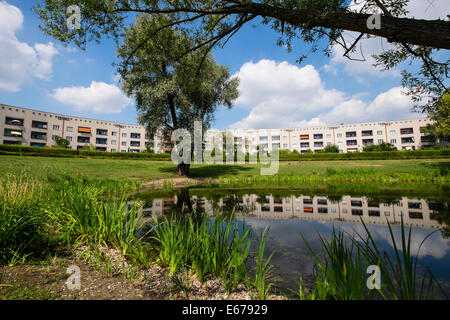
[300,218,444,300]
[252,226,276,300]
[152,214,253,292]
[0,175,43,264]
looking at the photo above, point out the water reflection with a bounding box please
[131,188,450,296]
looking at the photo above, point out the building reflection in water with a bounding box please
[137,193,448,231]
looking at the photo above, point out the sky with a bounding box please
[0,0,448,130]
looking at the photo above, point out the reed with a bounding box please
[252,226,276,300]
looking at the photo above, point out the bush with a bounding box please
[0,144,171,161]
[323,144,340,153]
[363,142,396,152]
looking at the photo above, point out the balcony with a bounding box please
[78,127,91,134]
[131,133,141,139]
[400,128,414,135]
[30,132,46,140]
[130,141,141,147]
[362,130,373,136]
[96,147,107,152]
[401,137,415,144]
[346,140,357,146]
[5,117,24,126]
[300,142,310,148]
[77,136,90,143]
[271,135,280,141]
[300,134,309,140]
[363,139,374,145]
[313,134,323,139]
[346,131,357,138]
[96,138,107,145]
[30,143,46,148]
[32,121,47,129]
[4,129,23,137]
[314,142,323,147]
[96,129,108,136]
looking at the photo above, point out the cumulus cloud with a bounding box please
[50,81,133,114]
[229,60,418,129]
[324,0,449,78]
[229,60,344,129]
[0,1,58,92]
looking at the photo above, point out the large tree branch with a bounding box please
[111,2,450,49]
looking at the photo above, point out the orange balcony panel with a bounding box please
[78,127,91,133]
[300,135,309,140]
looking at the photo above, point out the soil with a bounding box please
[0,247,286,300]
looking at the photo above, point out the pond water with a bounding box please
[129,186,450,297]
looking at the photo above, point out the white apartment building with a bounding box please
[1,104,439,154]
[0,104,159,153]
[205,117,437,154]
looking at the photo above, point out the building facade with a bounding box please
[1,103,438,154]
[205,118,436,154]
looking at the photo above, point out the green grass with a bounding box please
[0,155,448,183]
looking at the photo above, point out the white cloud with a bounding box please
[229,60,344,129]
[229,60,419,129]
[324,0,449,78]
[51,81,133,114]
[0,1,58,92]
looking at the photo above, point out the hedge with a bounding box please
[287,149,450,161]
[0,144,171,161]
[0,144,448,162]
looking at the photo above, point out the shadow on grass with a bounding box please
[158,164,254,178]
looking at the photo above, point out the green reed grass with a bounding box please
[252,226,276,300]
[300,218,444,300]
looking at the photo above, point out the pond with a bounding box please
[129,186,450,298]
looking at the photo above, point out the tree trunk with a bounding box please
[177,162,190,176]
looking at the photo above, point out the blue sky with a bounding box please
[0,0,448,130]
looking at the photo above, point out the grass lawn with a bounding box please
[0,155,449,182]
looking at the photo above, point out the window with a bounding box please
[409,212,423,219]
[361,130,373,136]
[30,131,46,140]
[111,149,117,153]
[337,133,342,138]
[326,134,332,138]
[318,207,328,214]
[317,199,327,205]
[377,130,383,135]
[121,141,127,146]
[122,133,127,138]
[67,126,73,132]
[314,141,323,147]
[96,129,108,136]
[52,135,59,141]
[4,129,23,137]
[303,198,313,204]
[400,128,414,135]
[30,143,46,148]
[3,140,21,145]
[346,131,357,137]
[346,140,357,146]
[389,130,396,135]
[32,121,47,129]
[96,147,107,152]
[111,140,117,145]
[272,143,280,148]
[283,144,288,148]
[53,125,60,130]
[368,210,380,217]
[271,135,280,141]
[66,136,72,142]
[351,200,363,207]
[5,117,24,126]
[352,209,363,216]
[378,139,384,144]
[112,131,117,136]
[363,139,374,145]
[390,139,397,144]
[314,134,323,139]
[408,202,422,209]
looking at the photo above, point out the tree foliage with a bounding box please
[33,0,449,122]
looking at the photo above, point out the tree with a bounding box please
[363,141,396,152]
[33,1,449,116]
[422,93,450,141]
[116,15,239,176]
[53,136,70,149]
[323,144,340,153]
